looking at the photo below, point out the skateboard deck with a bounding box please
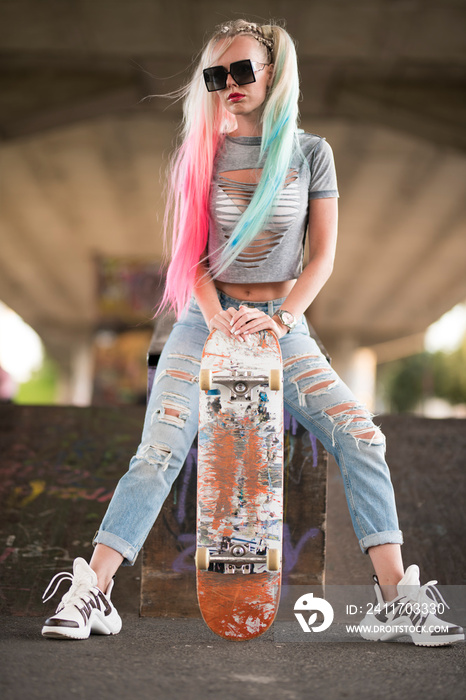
[196,328,283,641]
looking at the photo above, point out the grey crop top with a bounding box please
[207,130,339,283]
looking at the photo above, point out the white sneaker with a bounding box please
[41,557,122,640]
[359,564,464,646]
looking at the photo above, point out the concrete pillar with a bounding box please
[70,339,94,406]
[54,334,94,406]
[328,336,378,411]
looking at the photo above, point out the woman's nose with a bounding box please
[225,72,238,88]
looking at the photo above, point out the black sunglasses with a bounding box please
[203,59,270,92]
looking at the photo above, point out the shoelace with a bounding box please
[401,579,450,613]
[42,570,96,607]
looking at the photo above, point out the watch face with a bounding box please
[281,311,294,325]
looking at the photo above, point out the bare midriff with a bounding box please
[215,279,297,302]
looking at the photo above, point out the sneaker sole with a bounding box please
[42,610,122,640]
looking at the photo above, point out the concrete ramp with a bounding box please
[0,405,144,616]
[1,407,464,620]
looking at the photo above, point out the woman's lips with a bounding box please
[228,93,245,102]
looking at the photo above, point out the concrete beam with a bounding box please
[1,1,465,63]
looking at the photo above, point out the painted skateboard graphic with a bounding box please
[196,328,283,640]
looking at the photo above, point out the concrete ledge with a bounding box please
[1,407,464,622]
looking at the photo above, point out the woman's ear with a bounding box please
[266,63,274,88]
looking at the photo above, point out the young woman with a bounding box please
[42,20,463,646]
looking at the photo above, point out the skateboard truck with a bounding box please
[199,368,282,398]
[195,543,281,573]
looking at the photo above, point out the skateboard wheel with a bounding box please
[266,548,281,572]
[199,369,212,391]
[195,547,210,570]
[269,368,282,392]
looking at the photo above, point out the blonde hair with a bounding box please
[160,20,301,316]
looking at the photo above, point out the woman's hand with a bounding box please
[229,306,289,340]
[208,308,236,337]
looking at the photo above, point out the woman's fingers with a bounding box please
[230,306,263,333]
[210,306,287,340]
[209,309,235,337]
[230,307,287,339]
[240,316,284,338]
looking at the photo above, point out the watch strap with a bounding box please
[275,309,297,331]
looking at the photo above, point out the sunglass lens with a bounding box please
[230,60,255,85]
[203,67,227,92]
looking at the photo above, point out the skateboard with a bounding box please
[195,328,283,641]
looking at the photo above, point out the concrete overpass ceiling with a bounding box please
[313,119,466,346]
[1,1,465,145]
[0,1,465,366]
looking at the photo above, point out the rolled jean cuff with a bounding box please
[92,529,138,567]
[359,530,404,555]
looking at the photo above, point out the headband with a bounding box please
[219,23,275,55]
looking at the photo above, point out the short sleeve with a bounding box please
[308,139,339,199]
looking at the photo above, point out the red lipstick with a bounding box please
[228,93,245,102]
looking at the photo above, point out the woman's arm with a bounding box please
[274,196,338,318]
[193,261,236,337]
[231,197,338,336]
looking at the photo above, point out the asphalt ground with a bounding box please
[1,615,465,700]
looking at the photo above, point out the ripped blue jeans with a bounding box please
[93,291,403,564]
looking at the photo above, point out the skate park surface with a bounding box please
[1,406,465,700]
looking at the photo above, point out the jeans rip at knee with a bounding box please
[324,401,386,449]
[284,353,385,450]
[152,391,191,429]
[285,352,336,404]
[135,443,172,471]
